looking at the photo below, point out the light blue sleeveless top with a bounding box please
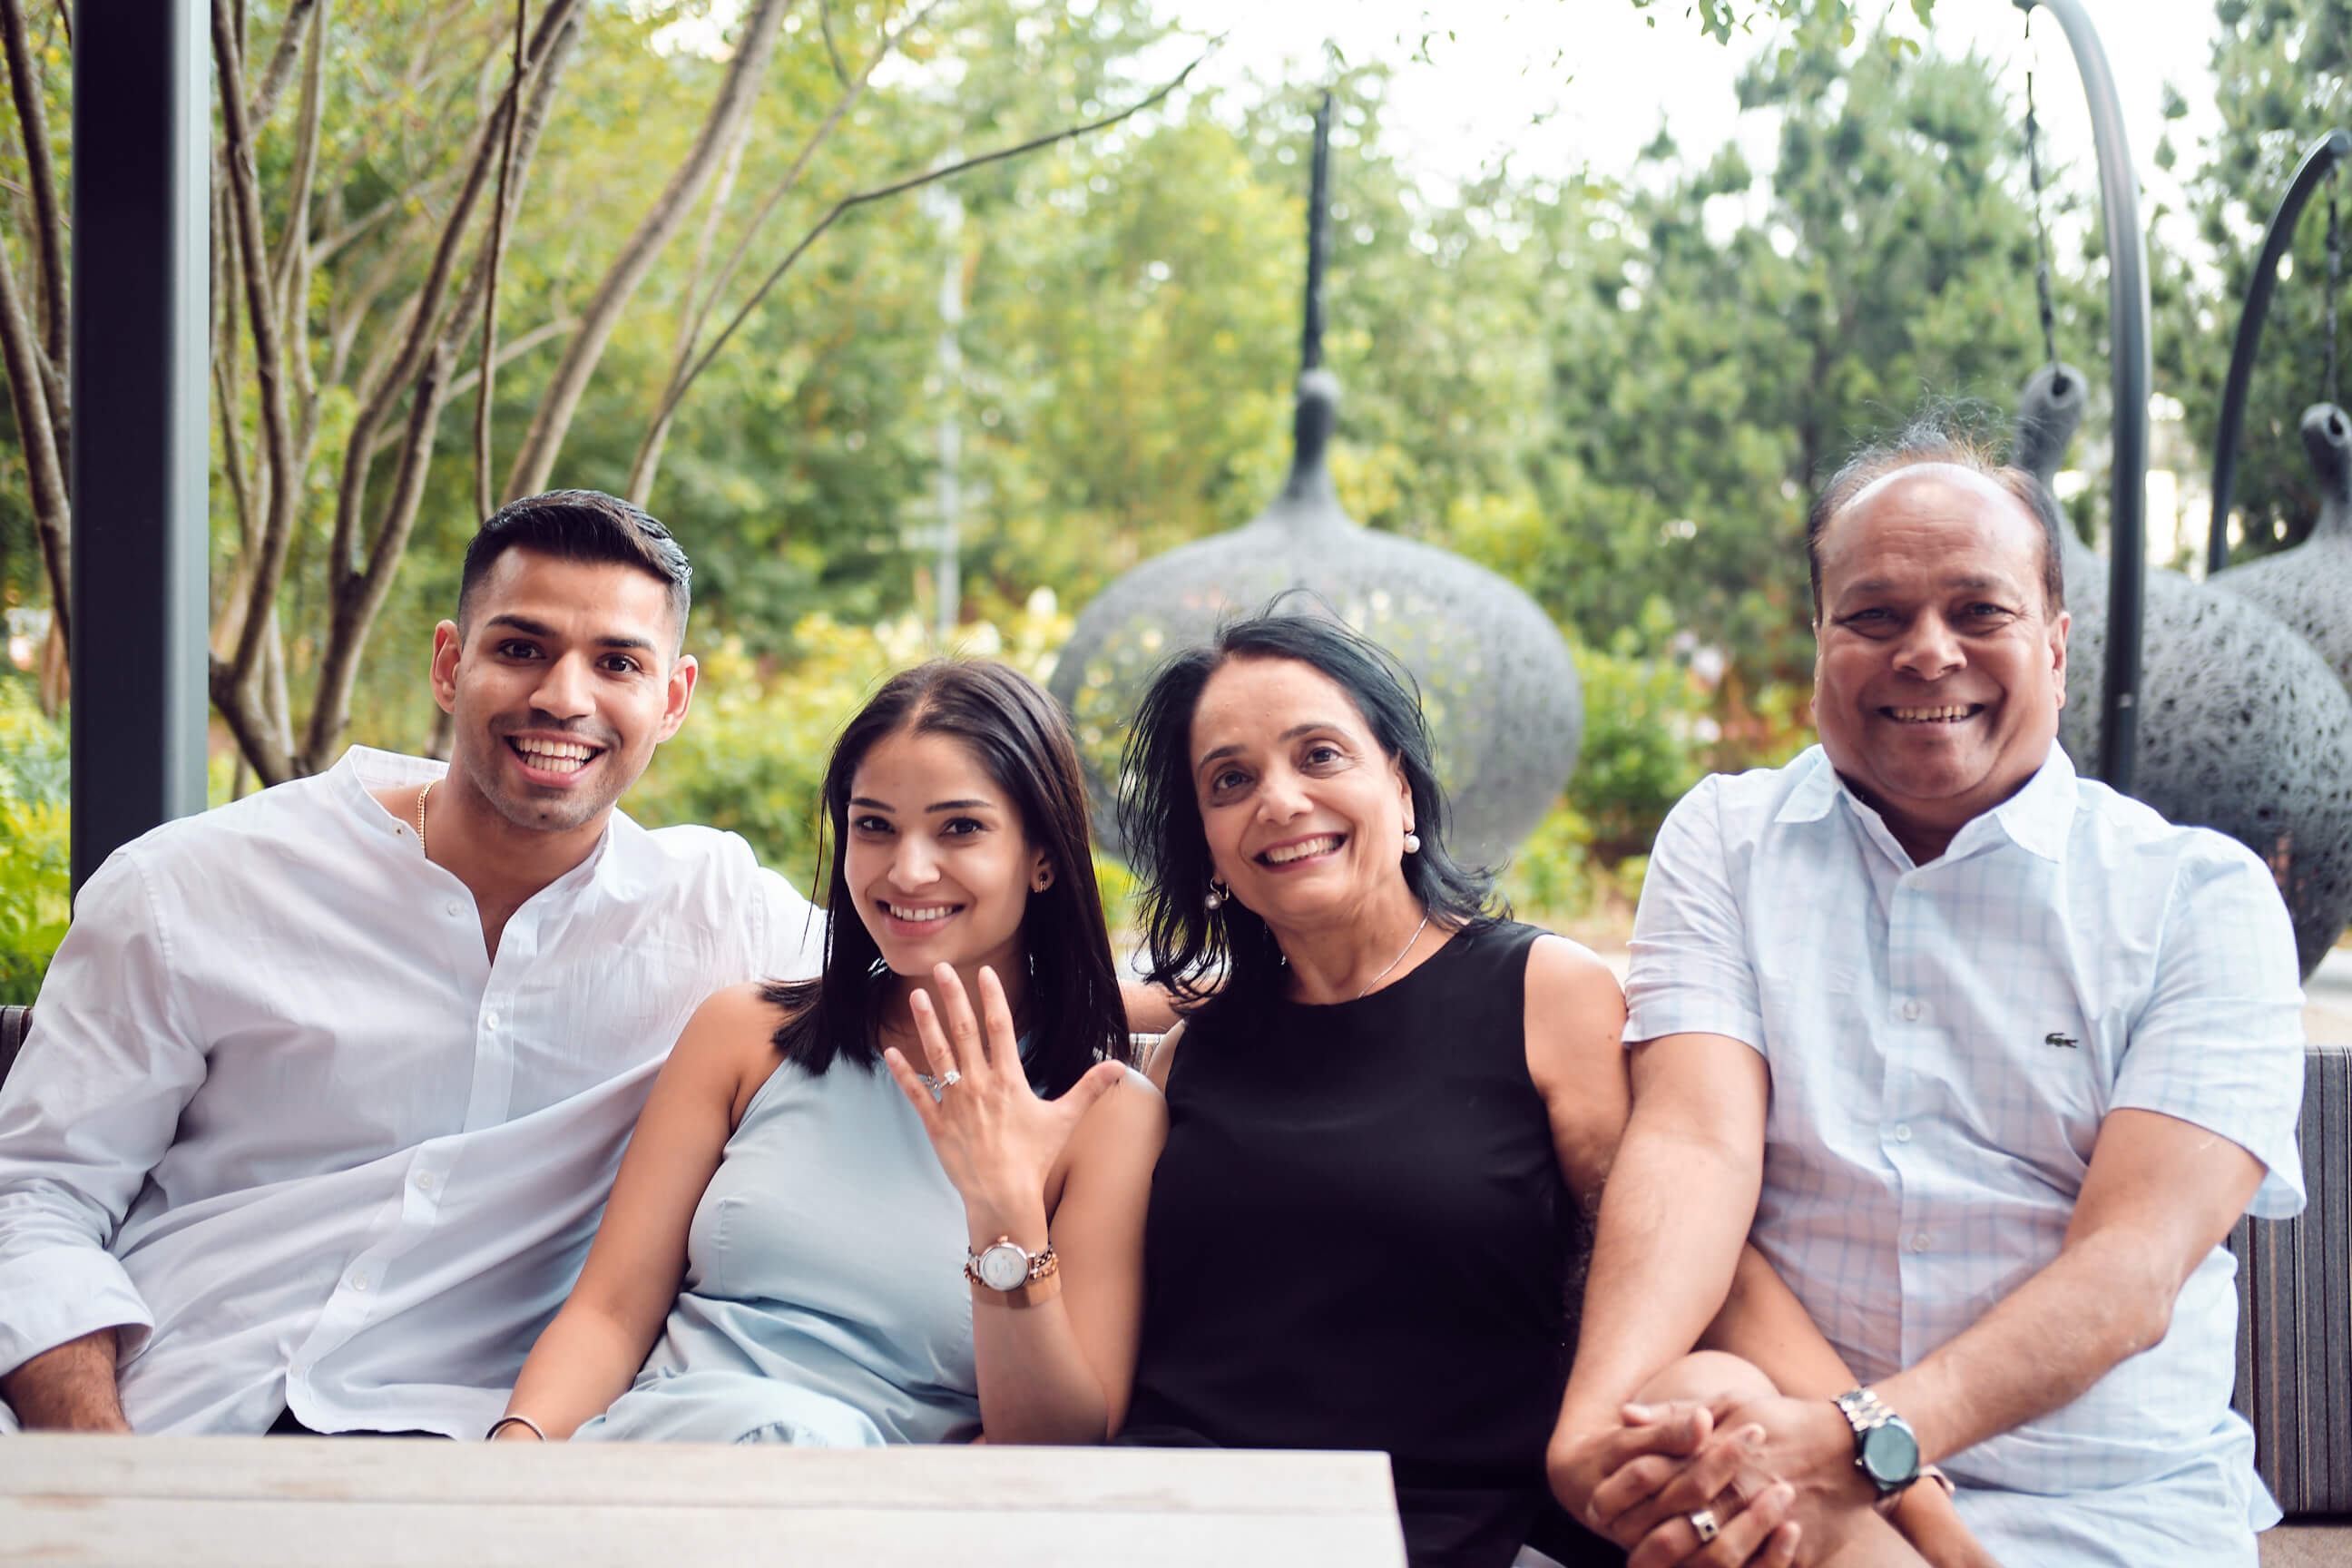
[575,1048,980,1446]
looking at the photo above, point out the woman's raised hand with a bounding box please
[882,964,1125,1225]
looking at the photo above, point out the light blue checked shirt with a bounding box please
[1624,743,2307,1568]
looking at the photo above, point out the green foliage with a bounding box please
[2161,0,2352,560]
[626,593,1078,900]
[0,681,69,1004]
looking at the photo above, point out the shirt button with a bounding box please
[1899,999,1923,1021]
[484,1011,501,1030]
[1895,1124,1913,1142]
[414,1172,435,1191]
[1910,1234,1930,1253]
[446,900,464,917]
[350,1272,370,1291]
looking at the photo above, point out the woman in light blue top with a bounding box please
[494,661,1165,1446]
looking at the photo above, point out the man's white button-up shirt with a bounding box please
[0,747,823,1436]
[1624,743,2306,1567]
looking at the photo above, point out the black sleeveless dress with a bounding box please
[1119,919,1621,1568]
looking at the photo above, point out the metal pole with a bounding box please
[2208,128,2351,575]
[2022,0,2152,795]
[1300,93,1331,375]
[68,0,211,890]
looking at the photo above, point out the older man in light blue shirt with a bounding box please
[1550,416,2306,1568]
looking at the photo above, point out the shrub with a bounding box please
[0,681,69,1004]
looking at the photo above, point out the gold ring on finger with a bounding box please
[1688,1508,1720,1545]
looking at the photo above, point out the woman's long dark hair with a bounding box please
[1116,607,1501,1022]
[764,661,1131,1096]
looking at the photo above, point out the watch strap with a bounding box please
[1833,1387,1920,1496]
[969,1270,1063,1309]
[962,1237,1059,1289]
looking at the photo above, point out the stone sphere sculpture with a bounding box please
[2015,363,2352,975]
[2212,401,2352,695]
[1049,371,1583,867]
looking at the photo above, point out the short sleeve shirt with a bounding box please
[1623,743,2304,1536]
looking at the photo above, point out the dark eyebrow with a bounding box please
[845,797,997,814]
[483,612,655,652]
[1195,721,1350,775]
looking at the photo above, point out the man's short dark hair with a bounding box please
[1806,414,2069,622]
[456,490,693,652]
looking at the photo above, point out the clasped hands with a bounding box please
[1557,1388,1874,1568]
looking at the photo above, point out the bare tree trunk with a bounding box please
[324,0,579,618]
[1,0,66,370]
[210,0,302,784]
[623,92,753,504]
[474,0,527,523]
[0,233,67,650]
[300,12,576,772]
[501,0,792,501]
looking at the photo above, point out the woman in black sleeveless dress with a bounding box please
[1108,612,1657,1568]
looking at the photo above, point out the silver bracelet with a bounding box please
[485,1413,546,1441]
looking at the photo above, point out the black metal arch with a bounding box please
[2207,127,2352,576]
[2017,0,2152,795]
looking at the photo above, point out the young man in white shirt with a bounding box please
[1549,423,2306,1567]
[0,490,825,1437]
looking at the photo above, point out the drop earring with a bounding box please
[1402,828,1422,855]
[1204,878,1228,911]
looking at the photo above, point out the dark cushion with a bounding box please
[2231,1044,2351,1518]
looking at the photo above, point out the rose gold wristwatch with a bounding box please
[965,1236,1061,1308]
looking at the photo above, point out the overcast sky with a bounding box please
[1153,0,2228,240]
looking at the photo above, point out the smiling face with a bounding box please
[433,548,696,835]
[1187,654,1415,931]
[1812,465,2069,849]
[845,725,1049,982]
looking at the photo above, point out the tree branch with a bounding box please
[628,0,941,500]
[212,0,301,691]
[817,0,848,87]
[500,0,794,501]
[0,223,67,652]
[369,313,573,459]
[656,42,1217,440]
[475,0,527,523]
[303,8,577,770]
[1,0,66,366]
[244,0,318,132]
[622,123,752,502]
[326,0,579,614]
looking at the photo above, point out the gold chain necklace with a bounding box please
[416,779,436,858]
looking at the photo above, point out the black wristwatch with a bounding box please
[1832,1387,1922,1496]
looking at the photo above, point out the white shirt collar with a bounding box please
[1775,740,2075,867]
[325,744,629,896]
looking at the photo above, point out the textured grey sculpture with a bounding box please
[2212,402,2352,696]
[1048,370,1583,867]
[2016,363,2352,975]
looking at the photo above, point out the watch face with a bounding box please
[1861,1421,1921,1488]
[976,1243,1030,1291]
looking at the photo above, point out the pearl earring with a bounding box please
[1403,829,1422,854]
[1204,879,1228,911]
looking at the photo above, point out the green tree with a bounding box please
[1521,23,2089,686]
[2164,0,2352,560]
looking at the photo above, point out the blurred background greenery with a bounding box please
[3,0,2346,995]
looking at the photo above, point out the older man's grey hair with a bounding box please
[1804,405,2070,622]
